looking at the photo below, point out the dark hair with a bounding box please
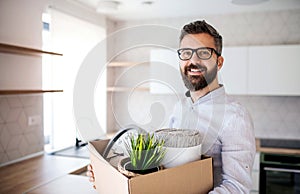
[179,20,223,55]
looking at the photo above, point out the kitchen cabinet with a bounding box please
[248,45,300,95]
[220,46,248,95]
[221,45,300,95]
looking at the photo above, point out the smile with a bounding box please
[187,67,206,75]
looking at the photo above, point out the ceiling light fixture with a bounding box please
[231,0,269,5]
[142,1,154,5]
[96,0,120,14]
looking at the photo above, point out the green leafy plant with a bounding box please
[125,133,166,171]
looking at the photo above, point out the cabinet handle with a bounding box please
[264,167,300,174]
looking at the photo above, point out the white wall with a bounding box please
[0,0,106,90]
[0,0,46,89]
[0,0,107,165]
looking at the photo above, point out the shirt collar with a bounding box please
[185,85,225,104]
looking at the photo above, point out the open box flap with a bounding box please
[89,140,130,194]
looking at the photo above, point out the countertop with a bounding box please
[26,174,97,194]
[256,138,300,155]
[0,154,90,194]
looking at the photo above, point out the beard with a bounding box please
[180,63,218,92]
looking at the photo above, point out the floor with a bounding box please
[0,154,95,194]
[51,145,89,159]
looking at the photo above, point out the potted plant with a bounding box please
[118,132,166,177]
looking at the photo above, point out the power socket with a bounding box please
[28,115,41,126]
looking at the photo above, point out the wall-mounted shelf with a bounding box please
[0,90,63,95]
[0,43,63,56]
[107,87,149,92]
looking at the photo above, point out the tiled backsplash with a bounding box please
[0,95,44,165]
[233,95,300,140]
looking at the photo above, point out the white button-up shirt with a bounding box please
[169,86,256,194]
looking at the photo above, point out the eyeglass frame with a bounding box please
[177,47,221,61]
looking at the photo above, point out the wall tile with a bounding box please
[0,123,3,136]
[6,149,22,161]
[5,108,21,122]
[0,126,10,150]
[0,98,9,121]
[17,110,27,130]
[6,135,22,151]
[6,122,22,135]
[0,113,3,124]
[19,95,37,107]
[24,106,40,117]
[0,95,43,166]
[24,133,41,145]
[234,95,300,139]
[7,96,23,108]
[0,140,4,153]
[18,136,29,156]
[0,153,9,164]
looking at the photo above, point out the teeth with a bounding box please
[190,68,203,72]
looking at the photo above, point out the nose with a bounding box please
[189,51,201,64]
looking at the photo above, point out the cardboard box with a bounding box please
[89,139,213,194]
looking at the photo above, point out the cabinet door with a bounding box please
[220,47,248,95]
[248,45,300,95]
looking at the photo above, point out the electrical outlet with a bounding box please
[28,115,41,126]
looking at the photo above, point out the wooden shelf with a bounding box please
[0,43,63,56]
[107,87,149,92]
[108,62,143,67]
[0,90,63,95]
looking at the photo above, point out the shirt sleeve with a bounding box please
[208,107,256,194]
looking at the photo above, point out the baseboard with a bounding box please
[0,151,44,167]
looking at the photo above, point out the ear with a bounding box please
[217,56,224,71]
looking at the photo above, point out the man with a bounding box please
[88,20,256,193]
[168,20,256,193]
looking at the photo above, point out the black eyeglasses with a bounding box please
[177,47,221,61]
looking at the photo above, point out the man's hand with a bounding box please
[87,164,96,189]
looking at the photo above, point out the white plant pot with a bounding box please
[162,144,202,168]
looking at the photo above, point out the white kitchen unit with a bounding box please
[248,45,300,95]
[221,44,300,96]
[220,46,248,95]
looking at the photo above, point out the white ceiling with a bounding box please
[71,0,300,21]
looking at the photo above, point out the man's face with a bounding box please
[179,33,221,91]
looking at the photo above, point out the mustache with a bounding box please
[185,63,207,72]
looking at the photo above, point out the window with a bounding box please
[42,10,106,152]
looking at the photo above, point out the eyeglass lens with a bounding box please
[178,48,213,60]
